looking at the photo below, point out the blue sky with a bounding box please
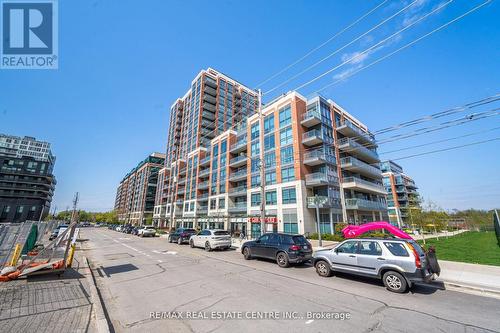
[1,0,499,212]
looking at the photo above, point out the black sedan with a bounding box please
[241,233,312,267]
[168,228,197,244]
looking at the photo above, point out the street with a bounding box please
[82,228,500,333]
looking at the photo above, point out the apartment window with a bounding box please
[251,141,260,157]
[264,151,276,168]
[251,193,261,206]
[184,204,189,212]
[210,199,217,210]
[251,158,260,173]
[280,127,293,146]
[265,171,276,185]
[280,145,294,165]
[264,134,275,151]
[264,114,274,134]
[282,187,297,204]
[265,191,277,205]
[251,175,261,188]
[251,122,260,140]
[281,167,295,182]
[283,212,298,233]
[221,140,227,153]
[279,105,292,128]
[219,183,226,194]
[218,198,225,209]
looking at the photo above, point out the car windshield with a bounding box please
[185,229,196,233]
[214,231,229,236]
[409,241,426,256]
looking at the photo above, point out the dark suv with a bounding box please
[168,228,197,244]
[241,233,312,267]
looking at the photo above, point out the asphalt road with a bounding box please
[81,228,500,333]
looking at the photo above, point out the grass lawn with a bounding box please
[418,231,500,266]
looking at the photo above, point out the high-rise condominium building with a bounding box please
[153,69,387,236]
[115,152,165,225]
[0,134,56,222]
[380,160,420,228]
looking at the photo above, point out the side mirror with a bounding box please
[333,248,339,254]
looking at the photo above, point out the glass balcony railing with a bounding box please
[342,176,385,192]
[229,185,247,195]
[340,156,382,178]
[230,140,247,152]
[199,156,211,166]
[338,137,379,162]
[305,172,339,186]
[345,198,387,211]
[198,169,210,177]
[306,196,341,208]
[229,155,248,166]
[197,181,209,189]
[301,110,322,125]
[337,119,376,144]
[229,169,247,180]
[228,202,248,212]
[303,149,336,165]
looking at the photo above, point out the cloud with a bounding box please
[332,64,363,82]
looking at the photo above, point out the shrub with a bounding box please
[307,233,344,242]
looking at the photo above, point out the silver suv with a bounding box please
[312,238,433,293]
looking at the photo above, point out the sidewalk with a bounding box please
[436,260,500,294]
[0,242,97,332]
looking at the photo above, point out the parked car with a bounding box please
[49,224,69,240]
[131,227,139,235]
[241,233,312,267]
[312,238,433,293]
[168,228,197,244]
[115,225,123,232]
[189,229,231,251]
[137,226,156,237]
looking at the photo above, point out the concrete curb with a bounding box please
[83,256,111,333]
[440,280,500,297]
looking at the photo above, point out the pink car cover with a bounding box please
[342,221,413,240]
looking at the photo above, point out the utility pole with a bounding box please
[63,192,79,268]
[258,89,266,236]
[314,194,323,247]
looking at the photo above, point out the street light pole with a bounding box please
[315,194,322,247]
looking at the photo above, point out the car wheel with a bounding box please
[189,240,194,248]
[205,241,212,252]
[242,247,252,260]
[315,260,332,277]
[177,237,182,245]
[276,252,289,268]
[383,271,408,293]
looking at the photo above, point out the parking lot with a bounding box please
[81,228,500,333]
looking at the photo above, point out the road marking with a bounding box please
[305,320,314,325]
[157,259,163,263]
[167,251,177,255]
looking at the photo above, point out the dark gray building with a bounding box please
[0,135,56,223]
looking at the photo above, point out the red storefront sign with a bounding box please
[249,217,278,224]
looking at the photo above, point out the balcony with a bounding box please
[230,140,247,153]
[345,198,387,211]
[303,150,336,166]
[228,202,248,213]
[229,155,248,167]
[301,111,322,127]
[340,156,382,179]
[229,169,247,182]
[305,172,339,187]
[204,78,217,89]
[198,181,209,190]
[201,119,215,129]
[179,167,186,175]
[197,193,209,201]
[175,200,183,206]
[202,102,216,113]
[203,94,217,105]
[203,85,217,97]
[338,138,380,164]
[336,119,376,146]
[302,129,330,146]
[199,156,210,166]
[201,127,215,138]
[342,177,386,195]
[228,185,247,197]
[197,206,208,214]
[177,188,185,195]
[202,110,215,121]
[198,169,210,178]
[306,196,342,209]
[177,177,186,185]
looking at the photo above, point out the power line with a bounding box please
[254,0,389,88]
[263,0,425,95]
[315,0,494,97]
[390,136,500,161]
[380,126,500,154]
